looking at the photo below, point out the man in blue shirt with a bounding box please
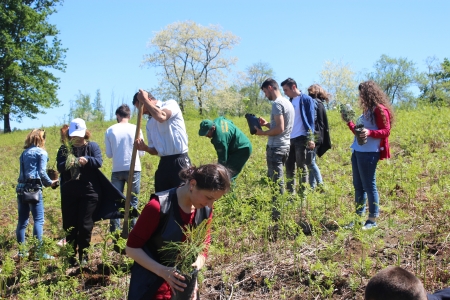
[281,78,315,196]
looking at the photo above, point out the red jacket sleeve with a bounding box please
[126,197,161,248]
[368,105,391,138]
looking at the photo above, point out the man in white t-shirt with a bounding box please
[254,78,294,220]
[133,89,191,192]
[105,104,145,232]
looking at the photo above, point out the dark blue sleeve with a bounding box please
[85,142,103,169]
[428,288,450,300]
[56,145,67,174]
[301,94,315,132]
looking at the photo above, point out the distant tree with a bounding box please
[0,0,66,133]
[70,91,93,121]
[418,56,443,103]
[240,61,274,107]
[92,89,104,121]
[368,55,419,103]
[319,60,358,106]
[143,20,239,114]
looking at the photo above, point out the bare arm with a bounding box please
[255,114,284,136]
[135,138,158,156]
[137,89,172,123]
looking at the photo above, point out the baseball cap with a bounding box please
[69,118,87,137]
[198,120,214,136]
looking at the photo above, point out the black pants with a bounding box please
[61,180,100,258]
[155,153,191,192]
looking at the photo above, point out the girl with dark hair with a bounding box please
[16,129,58,259]
[343,81,394,230]
[307,84,332,190]
[126,164,231,300]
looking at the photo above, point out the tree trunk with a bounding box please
[3,114,11,133]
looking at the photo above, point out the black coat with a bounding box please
[314,99,332,157]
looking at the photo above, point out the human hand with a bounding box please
[259,117,269,127]
[192,255,206,271]
[137,89,149,103]
[359,128,369,139]
[307,140,315,149]
[159,267,187,294]
[78,156,88,166]
[254,126,264,136]
[135,138,147,151]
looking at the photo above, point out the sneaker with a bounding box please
[35,253,55,261]
[56,238,66,247]
[362,220,377,230]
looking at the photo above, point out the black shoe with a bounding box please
[67,256,78,267]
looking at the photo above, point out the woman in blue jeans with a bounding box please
[16,129,58,259]
[307,84,332,189]
[343,81,394,230]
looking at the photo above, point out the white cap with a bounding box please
[69,118,87,137]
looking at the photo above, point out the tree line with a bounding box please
[1,2,449,133]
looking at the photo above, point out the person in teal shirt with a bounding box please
[199,117,252,180]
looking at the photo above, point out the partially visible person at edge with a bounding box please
[56,118,103,265]
[306,84,332,189]
[343,80,394,230]
[133,89,191,193]
[254,78,294,220]
[16,129,58,260]
[280,78,316,195]
[198,116,252,181]
[105,104,145,233]
[126,164,232,300]
[365,266,450,300]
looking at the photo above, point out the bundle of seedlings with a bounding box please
[338,103,356,123]
[63,141,81,180]
[159,219,210,300]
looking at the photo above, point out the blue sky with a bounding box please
[9,0,450,130]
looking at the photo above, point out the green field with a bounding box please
[0,106,449,299]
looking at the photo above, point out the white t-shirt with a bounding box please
[146,100,189,156]
[290,95,307,138]
[105,122,144,172]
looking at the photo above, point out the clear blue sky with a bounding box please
[9,0,450,130]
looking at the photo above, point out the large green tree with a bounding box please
[143,20,239,114]
[0,0,66,132]
[368,54,418,103]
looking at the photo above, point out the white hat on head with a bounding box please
[69,118,87,137]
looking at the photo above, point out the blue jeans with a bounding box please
[351,151,380,218]
[286,136,308,193]
[307,148,323,188]
[16,191,44,244]
[110,171,141,232]
[266,146,289,196]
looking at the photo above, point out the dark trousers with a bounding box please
[225,147,252,181]
[155,153,191,192]
[61,181,100,258]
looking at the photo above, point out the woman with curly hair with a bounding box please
[16,129,58,259]
[307,84,332,190]
[343,81,394,230]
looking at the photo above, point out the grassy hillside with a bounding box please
[0,106,449,299]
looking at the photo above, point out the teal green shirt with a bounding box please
[210,117,252,164]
